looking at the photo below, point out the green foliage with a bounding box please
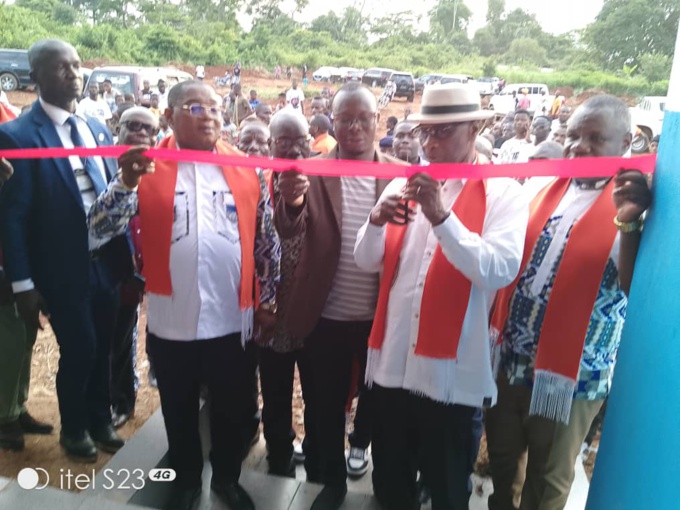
[505,38,547,66]
[0,0,675,100]
[585,0,680,70]
[637,52,672,82]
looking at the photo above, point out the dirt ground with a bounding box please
[0,68,602,489]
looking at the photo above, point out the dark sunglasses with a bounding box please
[412,124,459,142]
[122,120,158,135]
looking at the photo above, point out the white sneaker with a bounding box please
[293,441,306,463]
[346,446,369,477]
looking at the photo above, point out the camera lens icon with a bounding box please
[17,468,48,490]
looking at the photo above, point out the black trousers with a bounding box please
[259,345,319,478]
[372,384,475,510]
[242,341,261,454]
[110,303,137,416]
[47,259,119,436]
[348,372,373,450]
[305,318,372,487]
[148,333,249,489]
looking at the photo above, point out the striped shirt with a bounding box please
[322,177,379,321]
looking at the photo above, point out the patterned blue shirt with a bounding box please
[502,215,627,400]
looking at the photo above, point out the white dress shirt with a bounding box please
[354,177,529,407]
[146,161,243,341]
[12,99,108,293]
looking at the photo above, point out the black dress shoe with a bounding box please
[167,486,201,510]
[18,412,53,435]
[211,480,255,510]
[111,412,132,430]
[60,432,97,462]
[0,421,25,451]
[90,424,125,453]
[310,484,347,510]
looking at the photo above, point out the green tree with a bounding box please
[504,37,547,66]
[370,11,419,40]
[638,52,672,81]
[585,0,680,70]
[486,0,504,23]
[429,0,472,41]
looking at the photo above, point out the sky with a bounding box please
[238,0,605,36]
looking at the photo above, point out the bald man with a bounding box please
[487,95,651,510]
[109,106,158,429]
[257,110,318,479]
[309,114,336,154]
[0,38,127,461]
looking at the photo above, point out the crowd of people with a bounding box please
[0,37,655,510]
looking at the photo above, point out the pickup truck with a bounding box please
[488,83,552,116]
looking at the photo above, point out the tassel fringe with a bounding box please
[529,370,575,425]
[241,306,254,347]
[365,347,381,388]
[490,326,502,379]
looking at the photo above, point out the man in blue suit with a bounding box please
[0,39,128,461]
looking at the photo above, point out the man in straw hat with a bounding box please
[486,95,651,510]
[354,83,529,510]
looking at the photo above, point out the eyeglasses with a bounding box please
[180,103,221,117]
[121,120,159,135]
[274,136,309,150]
[334,114,377,129]
[412,124,460,142]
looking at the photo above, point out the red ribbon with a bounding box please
[0,147,656,179]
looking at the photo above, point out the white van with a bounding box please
[489,83,552,115]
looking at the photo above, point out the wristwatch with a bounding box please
[259,302,278,314]
[613,216,643,233]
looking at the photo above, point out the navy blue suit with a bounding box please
[0,101,128,436]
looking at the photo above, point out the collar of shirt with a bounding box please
[40,97,87,126]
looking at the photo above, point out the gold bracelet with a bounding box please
[613,216,643,233]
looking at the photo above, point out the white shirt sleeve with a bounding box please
[431,179,529,290]
[12,279,34,293]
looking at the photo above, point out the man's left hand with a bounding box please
[613,169,652,223]
[254,308,277,345]
[403,173,449,226]
[0,158,13,185]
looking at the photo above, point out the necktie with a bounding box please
[65,116,106,195]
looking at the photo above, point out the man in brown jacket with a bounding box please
[276,82,404,510]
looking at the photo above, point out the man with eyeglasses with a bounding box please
[0,38,130,461]
[354,83,528,510]
[88,80,281,510]
[109,107,158,430]
[255,110,319,480]
[276,81,403,510]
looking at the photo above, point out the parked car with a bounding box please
[0,49,33,92]
[362,67,395,87]
[476,77,500,95]
[85,66,193,100]
[439,74,473,85]
[312,66,339,82]
[346,69,364,82]
[488,83,552,115]
[415,73,443,93]
[389,72,415,102]
[630,96,667,153]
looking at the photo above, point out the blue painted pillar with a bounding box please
[585,24,680,510]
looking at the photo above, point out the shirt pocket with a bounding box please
[172,192,189,244]
[212,190,240,244]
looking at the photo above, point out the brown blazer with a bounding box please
[275,147,406,338]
